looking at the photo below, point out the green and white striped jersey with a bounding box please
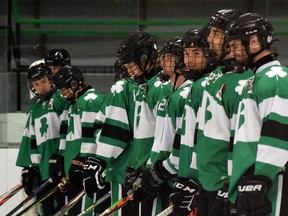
[64,87,105,176]
[95,79,139,184]
[134,75,173,169]
[54,90,70,156]
[167,74,210,179]
[197,69,253,192]
[17,92,68,181]
[229,60,288,205]
[149,80,193,167]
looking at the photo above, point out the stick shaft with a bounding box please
[156,205,173,216]
[77,191,111,216]
[0,184,22,206]
[54,190,85,216]
[6,178,53,216]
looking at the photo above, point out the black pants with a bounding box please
[197,190,217,216]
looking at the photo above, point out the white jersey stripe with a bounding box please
[105,105,129,124]
[256,144,288,167]
[31,154,41,164]
[80,142,97,154]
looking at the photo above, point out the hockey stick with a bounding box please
[15,177,68,216]
[157,205,197,216]
[6,177,53,216]
[99,193,132,216]
[99,177,141,216]
[77,191,111,216]
[156,205,173,216]
[54,190,85,216]
[0,183,22,206]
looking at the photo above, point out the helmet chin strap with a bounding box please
[172,69,181,91]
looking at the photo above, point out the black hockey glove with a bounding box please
[123,167,143,196]
[169,177,201,216]
[21,167,41,196]
[68,156,86,185]
[133,160,173,202]
[211,183,237,216]
[237,175,272,216]
[49,154,65,184]
[82,157,107,199]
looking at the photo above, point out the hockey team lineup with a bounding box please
[1,8,288,216]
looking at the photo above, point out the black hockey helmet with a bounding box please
[45,49,71,67]
[53,65,84,91]
[208,9,244,31]
[225,13,274,52]
[157,37,185,82]
[27,63,53,99]
[182,28,217,80]
[160,36,185,68]
[117,31,157,78]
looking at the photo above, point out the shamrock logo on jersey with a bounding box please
[84,93,98,102]
[201,77,209,87]
[40,117,48,137]
[266,66,287,80]
[179,87,190,99]
[111,80,125,94]
[235,80,247,95]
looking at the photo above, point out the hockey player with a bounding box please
[155,28,217,216]
[226,13,288,216]
[195,19,255,216]
[81,31,159,216]
[44,49,71,212]
[16,62,67,215]
[131,36,196,214]
[187,9,245,216]
[53,66,107,215]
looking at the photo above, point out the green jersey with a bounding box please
[134,76,173,168]
[229,60,288,206]
[149,80,193,166]
[197,69,253,191]
[64,87,105,175]
[54,90,70,156]
[168,74,210,179]
[95,79,139,184]
[17,92,67,180]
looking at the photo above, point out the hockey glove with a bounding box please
[169,177,202,216]
[49,154,65,184]
[68,156,86,185]
[123,167,143,196]
[21,167,41,196]
[211,183,237,216]
[237,175,272,216]
[133,160,173,202]
[82,157,107,199]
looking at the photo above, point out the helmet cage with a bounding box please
[183,29,217,80]
[158,37,185,82]
[53,66,83,92]
[117,31,157,82]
